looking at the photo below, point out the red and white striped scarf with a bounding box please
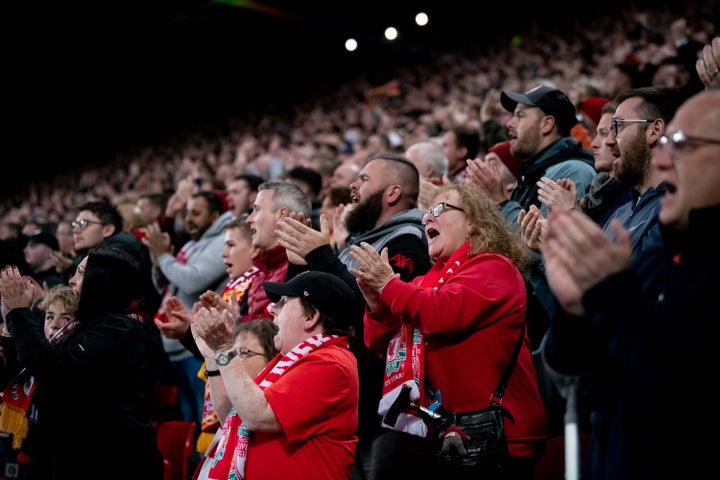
[203,333,341,479]
[197,266,260,454]
[377,242,468,437]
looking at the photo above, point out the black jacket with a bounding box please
[543,204,720,479]
[7,308,164,479]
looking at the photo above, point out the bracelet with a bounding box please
[204,368,221,377]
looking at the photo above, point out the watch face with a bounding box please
[216,352,230,365]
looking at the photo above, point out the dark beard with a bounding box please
[345,190,384,234]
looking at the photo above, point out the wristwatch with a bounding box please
[214,347,240,366]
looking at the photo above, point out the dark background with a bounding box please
[7,0,681,188]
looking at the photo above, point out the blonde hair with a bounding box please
[429,183,531,275]
[38,284,79,313]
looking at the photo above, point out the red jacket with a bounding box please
[365,241,548,457]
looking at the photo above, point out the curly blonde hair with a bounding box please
[428,183,531,275]
[38,284,79,313]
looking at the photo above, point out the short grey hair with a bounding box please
[259,180,312,217]
[406,141,448,178]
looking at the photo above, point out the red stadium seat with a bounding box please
[156,420,196,480]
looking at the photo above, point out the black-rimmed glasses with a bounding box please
[236,347,265,359]
[610,118,652,137]
[658,130,720,152]
[421,202,465,225]
[71,219,105,230]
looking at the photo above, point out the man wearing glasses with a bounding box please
[600,86,684,254]
[66,200,160,314]
[540,83,720,480]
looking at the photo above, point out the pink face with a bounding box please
[72,212,109,251]
[69,256,88,295]
[349,159,386,205]
[221,226,254,279]
[423,191,469,263]
[246,189,282,251]
[505,105,543,159]
[591,113,616,173]
[226,179,254,217]
[654,96,720,230]
[43,300,74,340]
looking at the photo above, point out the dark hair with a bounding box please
[77,201,123,235]
[366,152,421,207]
[75,246,141,322]
[191,191,226,216]
[233,174,264,193]
[450,126,481,160]
[285,166,323,198]
[298,298,353,338]
[326,186,352,207]
[601,99,619,115]
[614,86,684,127]
[236,318,279,361]
[137,192,168,211]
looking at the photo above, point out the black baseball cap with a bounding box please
[27,230,59,251]
[501,85,579,134]
[263,271,355,327]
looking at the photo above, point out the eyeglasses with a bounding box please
[236,347,265,359]
[71,219,105,230]
[658,130,720,152]
[610,118,652,137]
[421,202,465,225]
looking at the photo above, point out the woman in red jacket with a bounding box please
[350,182,548,479]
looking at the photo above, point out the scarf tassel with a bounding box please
[0,403,30,450]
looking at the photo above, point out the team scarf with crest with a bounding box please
[0,319,80,451]
[377,242,468,437]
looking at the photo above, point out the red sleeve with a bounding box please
[363,303,402,358]
[381,254,524,335]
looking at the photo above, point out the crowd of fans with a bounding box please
[0,2,717,479]
[1,5,716,228]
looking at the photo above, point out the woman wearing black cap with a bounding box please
[192,270,361,479]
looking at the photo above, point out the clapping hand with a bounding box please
[192,307,236,354]
[275,212,331,265]
[154,296,191,339]
[541,210,632,315]
[348,243,398,311]
[537,177,577,212]
[518,205,546,253]
[0,266,35,319]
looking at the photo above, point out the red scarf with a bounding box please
[377,241,469,437]
[200,334,344,480]
[196,267,260,454]
[0,319,79,452]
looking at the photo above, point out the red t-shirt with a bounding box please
[245,344,359,479]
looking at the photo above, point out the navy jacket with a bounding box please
[544,204,720,479]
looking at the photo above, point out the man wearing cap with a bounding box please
[499,84,596,222]
[23,230,63,292]
[468,85,595,354]
[22,229,65,323]
[192,271,361,479]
